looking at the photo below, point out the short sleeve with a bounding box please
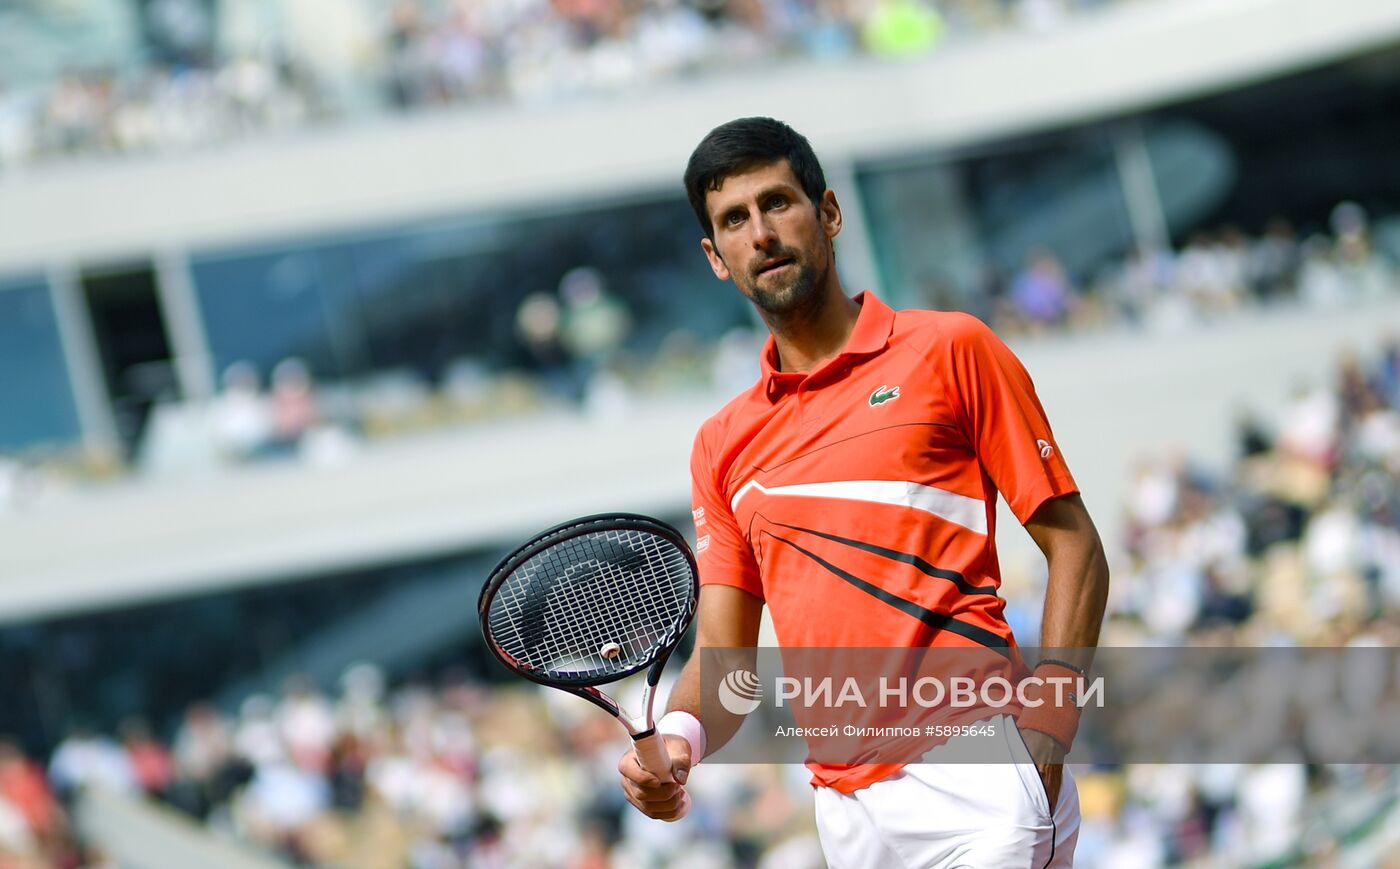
[943,315,1078,524]
[690,424,764,600]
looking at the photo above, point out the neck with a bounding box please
[764,282,861,373]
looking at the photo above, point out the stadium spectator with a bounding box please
[119,720,175,799]
[1006,246,1076,331]
[1110,243,1175,324]
[861,0,946,57]
[557,266,634,415]
[277,677,338,774]
[1174,231,1245,313]
[47,728,137,801]
[514,291,577,402]
[1247,218,1300,300]
[0,741,63,850]
[211,361,274,463]
[170,703,245,820]
[269,357,318,452]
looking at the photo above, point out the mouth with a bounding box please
[756,257,795,276]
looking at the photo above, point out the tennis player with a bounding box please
[618,117,1110,868]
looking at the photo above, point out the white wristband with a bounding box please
[657,711,707,764]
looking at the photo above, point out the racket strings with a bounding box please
[538,533,689,669]
[488,528,693,679]
[498,532,685,673]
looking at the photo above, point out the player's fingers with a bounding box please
[654,790,691,822]
[624,778,688,800]
[617,750,662,787]
[621,778,688,818]
[620,775,682,805]
[661,733,692,773]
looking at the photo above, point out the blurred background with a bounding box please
[1,0,1400,865]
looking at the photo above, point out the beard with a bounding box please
[743,250,825,317]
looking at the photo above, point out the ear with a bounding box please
[701,237,731,281]
[820,189,843,241]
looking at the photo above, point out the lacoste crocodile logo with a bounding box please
[869,385,900,407]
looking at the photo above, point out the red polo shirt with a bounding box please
[690,292,1078,792]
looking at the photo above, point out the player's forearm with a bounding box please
[660,585,764,759]
[663,649,751,758]
[1037,524,1110,668]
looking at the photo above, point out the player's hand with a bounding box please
[1018,728,1065,812]
[618,734,692,822]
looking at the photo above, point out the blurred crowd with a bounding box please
[0,0,1123,168]
[1058,337,1400,864]
[8,672,1400,868]
[9,667,825,868]
[1111,334,1400,645]
[982,203,1396,336]
[0,740,100,868]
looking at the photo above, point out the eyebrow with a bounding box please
[714,184,799,220]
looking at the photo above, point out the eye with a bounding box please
[724,210,745,227]
[766,194,788,210]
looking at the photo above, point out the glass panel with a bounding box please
[0,277,81,450]
[858,128,1137,320]
[858,160,984,311]
[962,131,1135,283]
[190,248,349,381]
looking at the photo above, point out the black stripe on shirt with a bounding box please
[764,532,1011,656]
[769,521,998,597]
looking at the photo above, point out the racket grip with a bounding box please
[633,731,675,783]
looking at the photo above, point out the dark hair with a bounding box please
[684,117,827,239]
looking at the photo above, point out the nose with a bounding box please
[748,213,778,249]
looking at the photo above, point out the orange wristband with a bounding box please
[1016,663,1084,751]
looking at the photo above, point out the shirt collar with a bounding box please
[760,291,895,402]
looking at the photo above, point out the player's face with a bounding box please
[700,160,842,316]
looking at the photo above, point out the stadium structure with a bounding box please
[1,0,1400,864]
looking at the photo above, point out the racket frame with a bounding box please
[478,513,699,780]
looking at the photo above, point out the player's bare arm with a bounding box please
[618,584,763,821]
[1020,492,1111,804]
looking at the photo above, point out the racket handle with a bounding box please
[633,731,675,783]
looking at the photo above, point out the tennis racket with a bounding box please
[478,513,699,784]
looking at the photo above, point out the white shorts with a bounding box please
[813,715,1080,869]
